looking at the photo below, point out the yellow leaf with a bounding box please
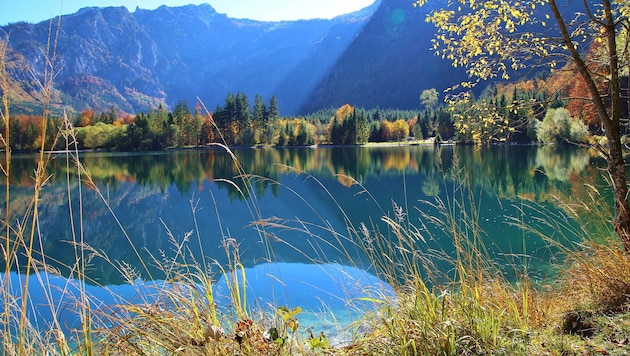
[287,318,299,333]
[278,306,302,322]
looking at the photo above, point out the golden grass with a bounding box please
[557,240,630,313]
[332,151,630,356]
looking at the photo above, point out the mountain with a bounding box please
[0,0,465,116]
[300,0,466,113]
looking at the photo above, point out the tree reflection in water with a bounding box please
[1,145,604,285]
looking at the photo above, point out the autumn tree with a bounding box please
[336,104,354,122]
[379,120,394,142]
[565,75,599,124]
[418,0,630,250]
[77,109,95,127]
[536,107,590,144]
[327,104,354,144]
[285,118,316,146]
[199,113,215,146]
[273,118,316,147]
[379,119,410,142]
[392,119,410,141]
[420,88,439,112]
[323,104,370,145]
[450,92,515,144]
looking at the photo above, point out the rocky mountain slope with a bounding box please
[1,0,464,115]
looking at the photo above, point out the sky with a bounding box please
[0,0,377,26]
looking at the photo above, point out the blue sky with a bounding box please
[0,0,376,25]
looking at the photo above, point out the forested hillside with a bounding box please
[0,4,376,115]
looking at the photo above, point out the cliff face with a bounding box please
[1,1,463,115]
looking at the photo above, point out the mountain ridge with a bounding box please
[0,0,464,116]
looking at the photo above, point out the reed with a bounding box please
[333,149,629,355]
[0,35,13,353]
[0,17,76,355]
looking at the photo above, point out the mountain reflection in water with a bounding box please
[2,145,605,285]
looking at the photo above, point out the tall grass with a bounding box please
[1,17,75,355]
[337,151,530,355]
[334,150,630,355]
[0,32,12,353]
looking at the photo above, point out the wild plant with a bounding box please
[0,17,85,355]
[339,149,567,355]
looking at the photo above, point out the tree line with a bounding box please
[447,70,628,145]
[2,76,624,153]
[1,92,458,152]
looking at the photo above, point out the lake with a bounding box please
[1,144,612,337]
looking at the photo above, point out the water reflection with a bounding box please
[7,145,596,196]
[214,262,394,333]
[534,145,592,182]
[4,263,393,340]
[2,145,605,286]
